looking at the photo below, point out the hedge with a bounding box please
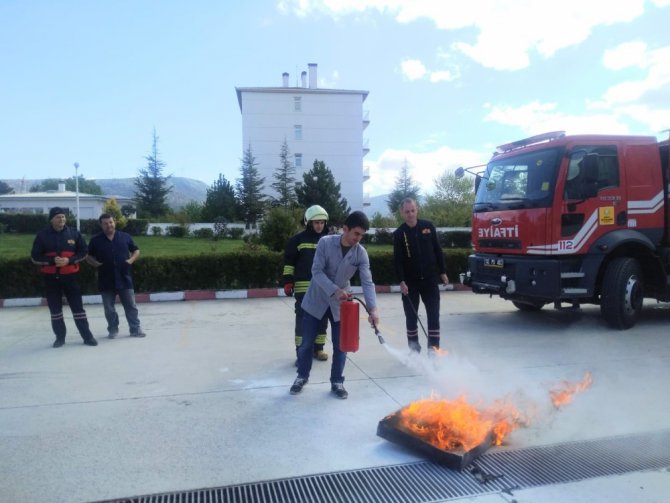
[0,248,471,299]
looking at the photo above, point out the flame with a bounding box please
[394,395,529,451]
[549,371,593,409]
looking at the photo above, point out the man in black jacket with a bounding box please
[393,198,448,353]
[31,207,98,348]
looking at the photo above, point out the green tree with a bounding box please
[134,129,173,219]
[0,181,14,194]
[101,197,128,229]
[295,160,350,226]
[386,159,421,215]
[421,171,475,227]
[271,139,297,209]
[181,200,204,222]
[370,211,398,228]
[29,176,102,195]
[259,207,301,252]
[202,174,238,222]
[236,146,266,229]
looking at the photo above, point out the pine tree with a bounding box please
[386,159,421,214]
[202,174,238,222]
[0,181,14,195]
[271,139,297,209]
[134,129,173,219]
[236,146,266,229]
[295,160,350,226]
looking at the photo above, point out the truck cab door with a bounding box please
[559,145,623,253]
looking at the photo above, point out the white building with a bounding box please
[235,63,371,211]
[0,181,135,219]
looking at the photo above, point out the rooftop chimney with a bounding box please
[301,71,307,88]
[58,180,66,192]
[282,72,289,87]
[308,63,317,89]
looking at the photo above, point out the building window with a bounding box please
[294,125,302,141]
[294,96,302,112]
[295,153,303,169]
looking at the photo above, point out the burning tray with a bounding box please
[377,412,494,471]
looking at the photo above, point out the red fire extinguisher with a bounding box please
[340,298,360,352]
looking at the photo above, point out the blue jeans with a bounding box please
[101,289,141,334]
[297,309,345,384]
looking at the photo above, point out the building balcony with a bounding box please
[363,165,370,181]
[363,138,370,156]
[363,110,370,130]
[363,192,371,206]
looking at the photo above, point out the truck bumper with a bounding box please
[466,253,592,301]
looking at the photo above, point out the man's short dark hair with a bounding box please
[98,213,113,223]
[344,211,370,231]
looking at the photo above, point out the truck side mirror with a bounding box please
[455,166,465,179]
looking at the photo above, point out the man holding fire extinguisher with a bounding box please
[290,211,379,399]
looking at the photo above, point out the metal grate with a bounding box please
[97,429,670,503]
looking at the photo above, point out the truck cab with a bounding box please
[462,131,670,329]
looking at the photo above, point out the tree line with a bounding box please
[1,129,475,229]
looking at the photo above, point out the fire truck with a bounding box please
[458,131,670,329]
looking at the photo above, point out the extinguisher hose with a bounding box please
[348,296,385,344]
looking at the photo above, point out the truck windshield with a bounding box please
[474,147,562,212]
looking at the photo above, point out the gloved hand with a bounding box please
[284,283,294,297]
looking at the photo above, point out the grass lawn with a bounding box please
[1,233,392,261]
[1,234,248,260]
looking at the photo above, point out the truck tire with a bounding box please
[512,300,545,312]
[600,257,643,329]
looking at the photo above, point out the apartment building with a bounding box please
[235,63,370,211]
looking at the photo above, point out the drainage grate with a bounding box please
[97,429,670,503]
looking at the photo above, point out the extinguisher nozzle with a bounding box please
[377,334,385,344]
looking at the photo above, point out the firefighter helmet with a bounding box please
[304,205,329,225]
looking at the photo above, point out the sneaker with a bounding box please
[130,330,146,338]
[314,350,329,361]
[83,337,98,346]
[331,383,348,399]
[290,377,308,395]
[52,340,65,348]
[108,329,118,339]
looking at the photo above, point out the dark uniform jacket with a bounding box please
[393,219,446,283]
[88,230,139,291]
[31,225,88,275]
[283,227,325,295]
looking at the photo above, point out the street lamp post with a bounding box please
[74,162,80,231]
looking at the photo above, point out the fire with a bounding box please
[394,395,529,451]
[549,371,593,408]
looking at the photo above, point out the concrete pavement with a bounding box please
[1,291,670,502]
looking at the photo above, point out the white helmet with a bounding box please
[304,205,329,225]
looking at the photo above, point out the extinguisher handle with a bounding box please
[350,295,384,344]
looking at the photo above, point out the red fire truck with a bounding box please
[458,130,670,329]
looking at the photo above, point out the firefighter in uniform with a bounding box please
[31,207,98,348]
[393,198,448,353]
[283,205,330,364]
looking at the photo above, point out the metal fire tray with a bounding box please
[376,413,494,471]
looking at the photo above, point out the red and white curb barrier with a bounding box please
[0,284,469,308]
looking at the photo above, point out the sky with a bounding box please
[1,0,669,198]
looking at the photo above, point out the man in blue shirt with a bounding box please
[86,213,145,338]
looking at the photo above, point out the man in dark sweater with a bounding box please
[393,198,449,353]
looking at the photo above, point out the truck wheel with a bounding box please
[512,300,545,312]
[600,257,643,329]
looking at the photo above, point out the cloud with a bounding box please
[278,0,648,70]
[400,59,427,81]
[483,100,631,135]
[365,145,487,197]
[603,41,648,70]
